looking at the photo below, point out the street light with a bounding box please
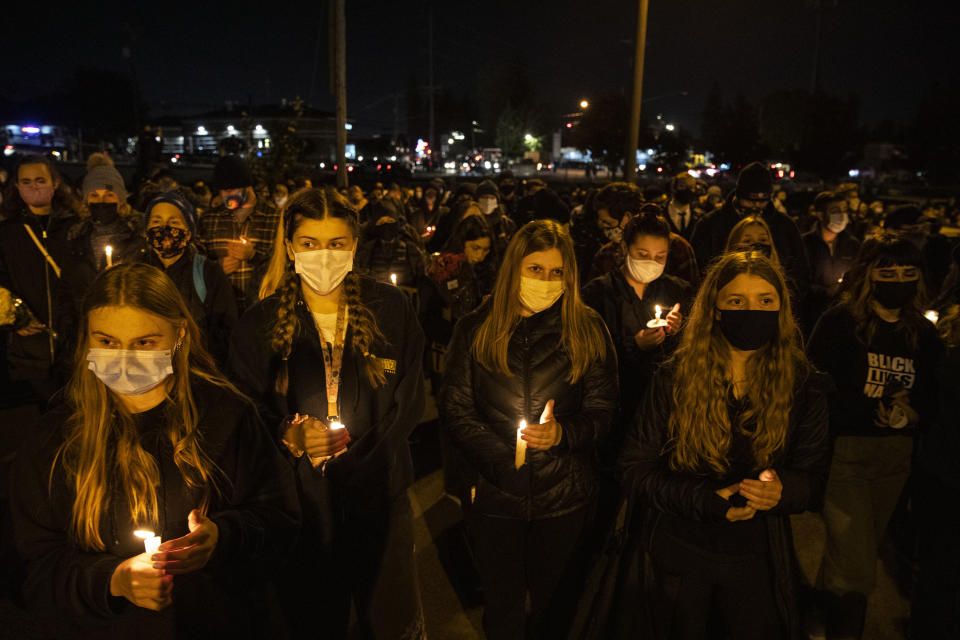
[665,123,676,132]
[579,99,590,110]
[524,133,534,142]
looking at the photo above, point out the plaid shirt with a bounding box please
[198,206,280,312]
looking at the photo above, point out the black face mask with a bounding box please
[89,202,119,225]
[718,309,779,351]
[873,280,918,310]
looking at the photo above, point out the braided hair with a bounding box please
[260,187,386,391]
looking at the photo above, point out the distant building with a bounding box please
[145,104,342,163]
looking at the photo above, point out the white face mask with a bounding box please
[827,212,849,234]
[87,348,174,396]
[519,276,563,314]
[626,256,665,283]
[294,248,354,295]
[479,198,498,215]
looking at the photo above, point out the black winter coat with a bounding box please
[0,208,79,381]
[440,298,619,520]
[801,225,860,333]
[142,247,239,368]
[9,380,301,640]
[228,276,426,511]
[619,366,832,640]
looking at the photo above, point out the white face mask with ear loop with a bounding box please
[87,349,174,396]
[294,248,355,295]
[625,256,665,283]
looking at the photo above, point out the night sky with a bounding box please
[2,0,954,135]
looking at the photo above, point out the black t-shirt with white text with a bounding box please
[807,305,942,437]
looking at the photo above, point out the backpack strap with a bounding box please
[193,253,207,303]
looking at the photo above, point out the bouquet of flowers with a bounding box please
[0,287,56,337]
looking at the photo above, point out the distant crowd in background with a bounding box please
[1,150,959,640]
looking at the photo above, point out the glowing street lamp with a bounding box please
[579,99,590,110]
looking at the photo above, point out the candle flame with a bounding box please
[133,529,155,539]
[925,310,939,324]
[519,419,527,432]
[655,304,662,319]
[105,245,113,257]
[329,420,345,430]
[390,273,398,285]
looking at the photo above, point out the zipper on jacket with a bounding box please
[521,324,532,521]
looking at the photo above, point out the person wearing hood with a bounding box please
[691,162,810,304]
[0,155,82,408]
[802,191,861,335]
[414,179,449,252]
[475,180,517,258]
[197,156,280,314]
[354,197,426,289]
[440,220,618,639]
[141,191,239,369]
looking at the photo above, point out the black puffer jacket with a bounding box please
[619,366,832,640]
[440,297,619,520]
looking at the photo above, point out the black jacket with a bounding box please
[801,225,860,333]
[0,208,79,381]
[619,366,832,640]
[690,195,810,297]
[142,247,239,368]
[582,270,692,435]
[60,216,147,307]
[921,345,960,491]
[439,298,619,520]
[9,380,301,640]
[228,276,426,511]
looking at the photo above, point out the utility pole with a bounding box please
[811,0,824,93]
[428,5,436,168]
[330,0,348,188]
[624,0,649,180]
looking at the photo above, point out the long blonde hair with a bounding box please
[725,216,781,266]
[55,263,236,551]
[667,251,808,475]
[259,186,386,389]
[471,219,606,383]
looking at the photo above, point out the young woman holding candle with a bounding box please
[582,209,691,459]
[619,250,831,639]
[807,232,942,639]
[440,219,619,640]
[8,262,300,639]
[228,186,427,639]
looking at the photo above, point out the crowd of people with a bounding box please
[0,150,958,640]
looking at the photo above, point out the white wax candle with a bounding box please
[105,245,113,268]
[515,420,527,469]
[646,303,669,328]
[134,529,161,556]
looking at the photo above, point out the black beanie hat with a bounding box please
[212,156,253,191]
[453,182,477,202]
[533,188,570,224]
[476,180,499,199]
[735,162,772,200]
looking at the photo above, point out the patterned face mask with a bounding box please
[146,225,190,258]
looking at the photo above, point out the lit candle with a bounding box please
[329,420,345,431]
[105,245,113,269]
[646,303,669,328]
[515,420,527,469]
[133,529,161,556]
[924,310,939,324]
[390,273,398,286]
[239,236,248,245]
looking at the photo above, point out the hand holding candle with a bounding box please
[738,469,783,511]
[520,399,563,451]
[151,509,219,575]
[303,416,350,461]
[664,303,682,335]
